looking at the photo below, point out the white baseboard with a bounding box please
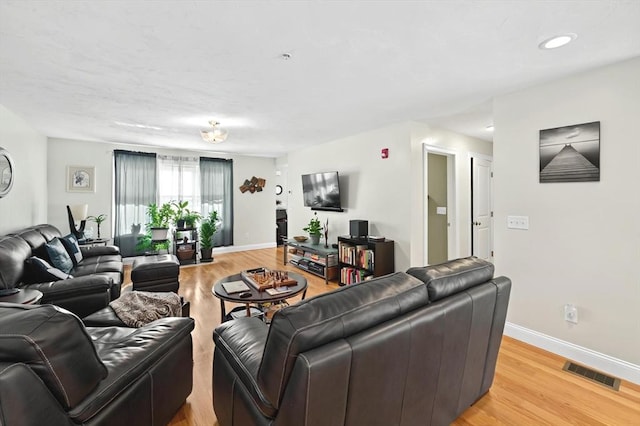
[504,322,640,385]
[213,242,277,254]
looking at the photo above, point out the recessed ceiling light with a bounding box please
[486,125,494,131]
[539,33,577,50]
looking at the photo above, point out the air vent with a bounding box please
[562,361,620,391]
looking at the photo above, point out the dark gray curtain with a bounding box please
[200,157,233,247]
[114,150,157,257]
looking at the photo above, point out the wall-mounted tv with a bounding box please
[302,171,344,212]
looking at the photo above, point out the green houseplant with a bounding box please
[137,202,174,253]
[303,212,323,245]
[199,210,219,262]
[87,213,107,239]
[171,200,189,228]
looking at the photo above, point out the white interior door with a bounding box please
[472,157,493,261]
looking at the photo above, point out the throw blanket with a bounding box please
[110,291,182,327]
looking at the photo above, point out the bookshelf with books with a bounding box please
[337,236,394,285]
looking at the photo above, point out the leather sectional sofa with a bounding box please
[0,224,123,317]
[212,257,511,426]
[0,302,194,425]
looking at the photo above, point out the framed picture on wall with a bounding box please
[67,165,96,192]
[539,121,600,183]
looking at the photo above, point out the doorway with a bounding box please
[424,145,456,265]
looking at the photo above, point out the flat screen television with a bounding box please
[301,171,343,212]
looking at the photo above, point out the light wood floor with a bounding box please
[127,247,640,426]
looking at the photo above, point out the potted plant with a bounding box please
[303,212,323,245]
[199,210,219,262]
[148,202,174,240]
[87,213,107,239]
[184,210,202,228]
[171,200,189,228]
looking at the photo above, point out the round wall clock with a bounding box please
[0,147,15,198]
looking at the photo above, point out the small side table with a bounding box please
[0,289,43,305]
[79,238,110,247]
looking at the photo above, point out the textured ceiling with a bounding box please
[1,1,639,157]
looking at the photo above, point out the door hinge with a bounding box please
[491,250,494,257]
[491,211,494,217]
[491,172,494,178]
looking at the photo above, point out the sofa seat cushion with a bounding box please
[258,271,428,408]
[0,304,107,410]
[72,256,123,276]
[69,317,194,423]
[406,257,495,302]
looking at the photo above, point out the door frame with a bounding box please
[469,152,494,260]
[423,144,457,265]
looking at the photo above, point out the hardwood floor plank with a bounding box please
[126,247,640,426]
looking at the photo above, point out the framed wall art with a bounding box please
[67,165,96,192]
[539,121,600,183]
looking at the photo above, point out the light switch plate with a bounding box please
[507,215,529,230]
[436,206,447,215]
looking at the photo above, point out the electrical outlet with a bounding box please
[564,304,578,324]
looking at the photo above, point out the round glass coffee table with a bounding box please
[212,271,307,323]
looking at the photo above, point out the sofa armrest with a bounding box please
[21,276,112,317]
[0,362,73,426]
[213,317,276,417]
[80,245,120,257]
[21,275,111,299]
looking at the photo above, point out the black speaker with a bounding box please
[349,220,368,238]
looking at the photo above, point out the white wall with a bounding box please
[0,105,48,234]
[288,123,413,271]
[409,123,493,266]
[47,138,276,248]
[287,121,492,272]
[493,57,640,367]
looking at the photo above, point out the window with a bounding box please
[157,155,201,209]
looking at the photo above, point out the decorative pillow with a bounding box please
[60,234,83,265]
[44,238,74,274]
[24,256,73,283]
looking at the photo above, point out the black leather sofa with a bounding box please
[0,302,194,425]
[212,257,511,426]
[0,224,123,317]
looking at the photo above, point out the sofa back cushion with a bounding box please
[257,272,428,408]
[0,303,107,410]
[0,236,33,289]
[406,257,495,302]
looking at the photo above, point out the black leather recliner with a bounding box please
[212,257,511,426]
[0,303,194,425]
[0,224,123,317]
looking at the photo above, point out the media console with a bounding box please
[283,239,338,284]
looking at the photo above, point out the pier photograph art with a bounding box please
[539,121,600,183]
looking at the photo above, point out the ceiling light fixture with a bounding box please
[539,33,577,50]
[486,125,494,131]
[200,120,228,143]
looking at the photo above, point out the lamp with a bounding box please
[67,204,88,241]
[200,121,228,143]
